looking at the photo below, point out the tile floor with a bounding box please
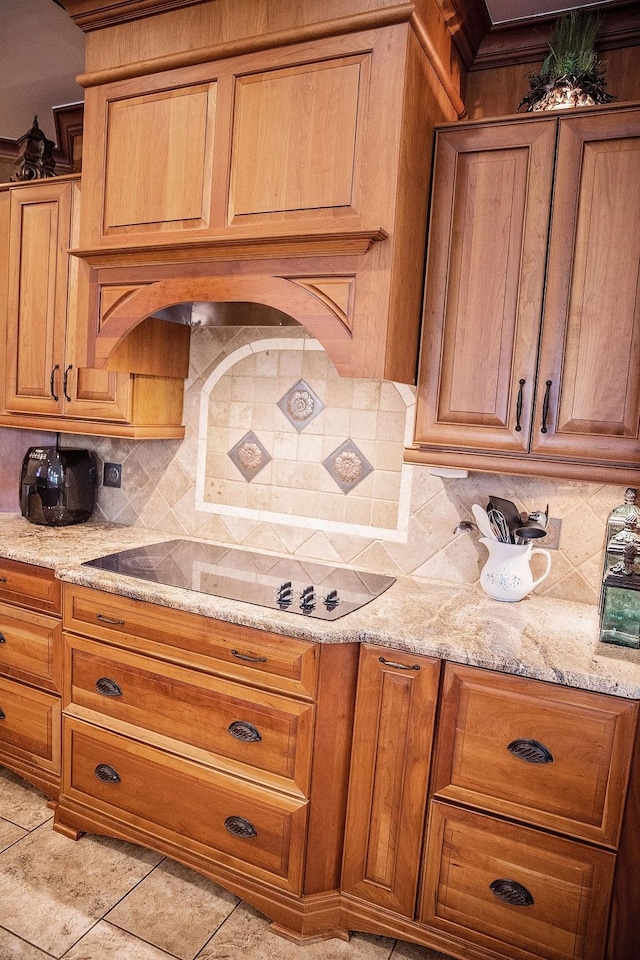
[0,767,453,960]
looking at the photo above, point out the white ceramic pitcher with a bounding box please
[479,537,552,602]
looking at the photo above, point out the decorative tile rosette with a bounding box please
[277,379,324,431]
[323,439,373,493]
[228,431,271,481]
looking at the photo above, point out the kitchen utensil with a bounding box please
[471,504,497,540]
[515,504,549,541]
[487,496,522,541]
[487,508,512,543]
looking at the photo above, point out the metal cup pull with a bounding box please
[0,633,5,643]
[228,721,262,743]
[0,708,5,720]
[507,739,553,764]
[224,816,257,839]
[95,677,123,698]
[490,878,534,906]
[94,764,121,783]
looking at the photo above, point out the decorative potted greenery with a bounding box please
[519,10,615,111]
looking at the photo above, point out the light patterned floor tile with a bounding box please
[63,921,176,960]
[0,822,161,957]
[0,816,26,852]
[0,926,53,960]
[198,903,395,960]
[106,857,239,960]
[390,939,455,959]
[0,769,52,831]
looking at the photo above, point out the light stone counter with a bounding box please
[2,514,640,699]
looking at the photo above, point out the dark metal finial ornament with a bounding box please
[11,116,56,181]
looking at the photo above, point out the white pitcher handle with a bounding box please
[530,548,552,590]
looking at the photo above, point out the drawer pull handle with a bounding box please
[94,764,121,784]
[224,816,257,839]
[507,739,553,764]
[228,721,262,743]
[490,878,534,907]
[0,708,5,720]
[0,577,7,583]
[378,657,420,671]
[0,633,5,643]
[95,677,123,698]
[231,649,267,664]
[96,614,125,626]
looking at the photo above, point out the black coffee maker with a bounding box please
[20,446,97,526]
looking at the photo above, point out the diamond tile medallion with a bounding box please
[277,379,324,431]
[323,439,374,493]
[228,431,271,481]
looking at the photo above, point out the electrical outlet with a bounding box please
[537,517,561,550]
[103,462,122,488]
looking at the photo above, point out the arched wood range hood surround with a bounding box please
[62,0,470,383]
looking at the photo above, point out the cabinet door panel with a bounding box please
[414,121,555,453]
[5,182,71,414]
[102,83,217,234]
[532,109,640,463]
[341,644,440,916]
[229,56,365,222]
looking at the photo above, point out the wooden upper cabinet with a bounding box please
[412,104,640,483]
[532,109,640,463]
[414,119,556,454]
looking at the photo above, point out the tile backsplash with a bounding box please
[2,326,625,605]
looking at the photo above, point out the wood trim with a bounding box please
[74,5,416,87]
[409,12,467,117]
[53,104,84,170]
[0,412,185,439]
[434,0,491,69]
[58,0,207,31]
[472,6,640,71]
[72,230,388,267]
[403,446,640,485]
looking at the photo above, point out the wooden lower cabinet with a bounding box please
[420,802,615,960]
[0,561,62,797]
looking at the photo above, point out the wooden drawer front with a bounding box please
[420,802,614,960]
[63,718,307,892]
[0,602,61,691]
[63,634,314,796]
[0,558,61,614]
[342,645,441,916]
[432,664,638,846]
[0,676,60,769]
[63,584,317,699]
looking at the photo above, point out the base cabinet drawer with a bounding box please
[0,558,61,614]
[432,663,638,846]
[61,718,308,892]
[0,602,61,691]
[420,802,615,960]
[63,634,314,795]
[0,675,60,769]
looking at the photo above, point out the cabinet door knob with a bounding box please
[50,364,60,402]
[378,656,420,671]
[94,764,121,783]
[63,364,73,402]
[231,649,267,664]
[95,677,123,698]
[228,721,262,743]
[507,738,553,764]
[490,878,534,906]
[515,378,526,432]
[540,379,552,434]
[96,613,125,626]
[224,816,257,839]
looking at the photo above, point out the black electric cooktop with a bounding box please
[83,539,396,620]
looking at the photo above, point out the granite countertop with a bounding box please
[2,513,640,699]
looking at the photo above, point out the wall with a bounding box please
[0,427,55,511]
[54,326,623,606]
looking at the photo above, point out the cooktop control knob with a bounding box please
[324,589,341,611]
[300,585,316,613]
[276,581,294,607]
